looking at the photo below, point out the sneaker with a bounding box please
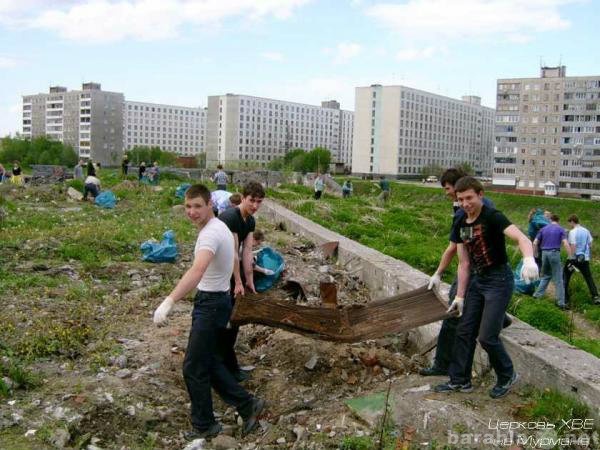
[184,422,223,440]
[593,296,600,305]
[433,381,473,393]
[419,366,448,376]
[557,304,569,311]
[241,398,266,436]
[489,372,519,399]
[502,314,513,329]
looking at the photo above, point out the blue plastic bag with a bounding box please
[95,191,117,209]
[175,183,192,199]
[513,260,540,295]
[140,230,179,263]
[254,247,285,293]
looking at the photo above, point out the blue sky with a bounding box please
[1,0,599,136]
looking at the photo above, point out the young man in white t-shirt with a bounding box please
[153,184,265,440]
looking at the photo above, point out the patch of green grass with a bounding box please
[510,296,570,335]
[517,386,591,428]
[570,338,600,358]
[0,378,9,397]
[340,436,375,450]
[582,306,600,328]
[16,320,94,360]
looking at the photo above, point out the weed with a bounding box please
[510,296,570,335]
[340,435,375,450]
[0,378,9,397]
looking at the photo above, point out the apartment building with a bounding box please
[494,66,600,196]
[22,83,124,166]
[205,94,354,168]
[352,85,495,177]
[123,101,207,157]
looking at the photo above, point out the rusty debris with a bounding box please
[232,285,455,343]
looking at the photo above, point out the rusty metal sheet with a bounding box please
[231,285,455,343]
[319,241,339,259]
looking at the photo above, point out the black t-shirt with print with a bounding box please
[218,207,255,249]
[452,205,512,273]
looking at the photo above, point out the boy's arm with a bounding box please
[504,224,538,281]
[448,243,470,317]
[153,249,214,324]
[428,242,457,289]
[231,233,244,296]
[242,232,256,293]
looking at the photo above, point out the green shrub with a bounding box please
[67,179,84,193]
[511,297,570,335]
[340,436,375,450]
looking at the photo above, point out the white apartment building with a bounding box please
[124,101,207,157]
[205,94,354,168]
[352,85,495,177]
[22,83,124,166]
[494,66,600,197]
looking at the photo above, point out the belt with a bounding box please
[542,249,560,252]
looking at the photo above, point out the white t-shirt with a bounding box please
[195,218,234,292]
[85,175,100,186]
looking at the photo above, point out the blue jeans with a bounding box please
[449,264,514,385]
[534,250,565,306]
[183,291,253,431]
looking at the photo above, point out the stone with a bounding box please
[67,187,83,201]
[345,392,392,428]
[115,369,132,379]
[212,434,238,450]
[182,439,206,450]
[276,437,286,445]
[172,204,185,215]
[304,355,318,370]
[49,428,70,448]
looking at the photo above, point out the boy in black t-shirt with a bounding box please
[218,181,265,381]
[434,177,538,399]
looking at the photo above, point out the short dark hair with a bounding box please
[440,168,467,187]
[550,214,560,222]
[229,193,242,205]
[217,164,223,170]
[185,184,211,204]
[568,214,579,224]
[254,229,265,242]
[454,176,484,194]
[242,181,265,199]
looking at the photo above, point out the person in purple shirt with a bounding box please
[532,214,571,309]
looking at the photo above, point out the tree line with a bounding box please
[267,147,332,173]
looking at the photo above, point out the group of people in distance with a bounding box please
[0,161,23,185]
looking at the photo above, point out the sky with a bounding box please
[1,0,599,136]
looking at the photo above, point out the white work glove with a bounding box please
[521,256,539,283]
[447,296,465,317]
[427,272,441,290]
[263,268,275,276]
[153,297,174,325]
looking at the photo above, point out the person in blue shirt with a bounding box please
[564,214,599,306]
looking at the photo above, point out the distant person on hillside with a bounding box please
[564,214,599,306]
[83,174,101,201]
[138,161,147,182]
[0,163,5,183]
[213,165,229,191]
[11,161,23,185]
[532,214,571,309]
[121,156,129,177]
[74,160,85,180]
[148,161,160,185]
[86,160,96,177]
[313,173,324,200]
[378,176,390,204]
[342,180,353,198]
[527,208,550,267]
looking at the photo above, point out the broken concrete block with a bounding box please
[345,391,393,428]
[67,187,83,201]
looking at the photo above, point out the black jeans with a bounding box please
[183,291,253,431]
[83,183,99,200]
[564,259,599,304]
[432,279,459,370]
[314,190,322,200]
[448,264,514,385]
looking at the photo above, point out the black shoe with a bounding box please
[419,366,448,376]
[233,369,251,382]
[433,381,473,393]
[558,304,569,311]
[241,398,266,436]
[184,422,223,440]
[489,372,519,399]
[502,314,513,329]
[593,296,600,305]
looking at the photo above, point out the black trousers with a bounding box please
[564,259,598,304]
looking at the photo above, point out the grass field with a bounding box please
[267,180,600,357]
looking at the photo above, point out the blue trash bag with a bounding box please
[175,183,192,199]
[95,191,117,209]
[140,230,179,263]
[254,247,285,293]
[513,259,540,295]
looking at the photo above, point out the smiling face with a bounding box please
[442,182,456,200]
[184,195,213,228]
[456,188,483,216]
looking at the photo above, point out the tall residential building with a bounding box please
[352,85,495,177]
[123,101,207,157]
[205,94,354,168]
[22,83,124,166]
[494,66,600,196]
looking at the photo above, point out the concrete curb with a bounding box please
[259,198,600,417]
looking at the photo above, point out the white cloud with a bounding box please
[0,102,22,137]
[367,0,576,41]
[261,51,285,62]
[0,56,19,68]
[396,46,438,61]
[324,42,362,64]
[6,0,311,43]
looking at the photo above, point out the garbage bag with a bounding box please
[513,259,540,295]
[175,183,192,199]
[528,209,550,240]
[95,191,117,209]
[140,230,179,263]
[254,247,285,293]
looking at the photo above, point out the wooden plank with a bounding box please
[231,285,455,343]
